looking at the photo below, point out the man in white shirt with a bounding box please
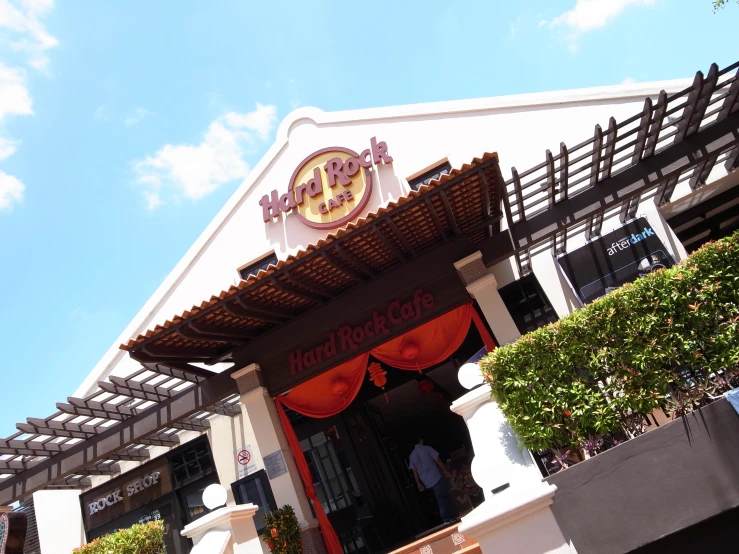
[409,438,458,525]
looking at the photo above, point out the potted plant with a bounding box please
[262,505,303,554]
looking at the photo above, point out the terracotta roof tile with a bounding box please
[121,152,499,352]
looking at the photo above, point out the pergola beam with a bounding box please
[510,113,739,249]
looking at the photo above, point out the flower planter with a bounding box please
[544,398,739,554]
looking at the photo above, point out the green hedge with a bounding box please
[72,521,164,554]
[480,231,739,453]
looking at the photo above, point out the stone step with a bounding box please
[386,524,477,554]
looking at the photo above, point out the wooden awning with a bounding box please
[122,152,504,364]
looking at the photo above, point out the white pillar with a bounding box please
[454,252,520,346]
[231,365,326,554]
[451,384,575,554]
[452,252,576,554]
[181,504,263,554]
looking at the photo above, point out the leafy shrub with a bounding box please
[72,520,164,554]
[262,505,303,554]
[480,231,739,453]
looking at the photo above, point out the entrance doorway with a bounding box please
[289,319,487,552]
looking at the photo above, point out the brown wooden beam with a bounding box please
[644,91,668,158]
[221,300,290,326]
[319,250,367,283]
[271,277,327,304]
[423,197,449,242]
[510,112,739,249]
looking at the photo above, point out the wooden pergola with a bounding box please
[1,60,737,506]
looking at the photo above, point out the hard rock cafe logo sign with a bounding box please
[260,137,393,229]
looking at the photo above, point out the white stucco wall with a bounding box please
[75,77,700,398]
[33,490,86,554]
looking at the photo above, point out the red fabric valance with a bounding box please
[281,303,496,418]
[371,304,474,370]
[279,354,370,419]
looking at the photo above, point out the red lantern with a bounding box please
[401,340,420,360]
[367,362,387,388]
[331,377,350,395]
[418,380,434,395]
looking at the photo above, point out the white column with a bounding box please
[231,365,326,554]
[451,384,575,554]
[181,504,263,554]
[452,252,577,554]
[454,252,520,346]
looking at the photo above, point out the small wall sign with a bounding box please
[263,451,288,480]
[236,445,258,478]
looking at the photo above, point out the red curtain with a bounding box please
[275,398,343,554]
[279,354,369,419]
[371,304,474,370]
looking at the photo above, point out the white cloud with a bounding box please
[0,137,18,160]
[0,1,57,213]
[549,0,655,36]
[133,103,277,209]
[622,77,636,84]
[124,107,149,127]
[0,170,25,210]
[0,0,58,72]
[0,63,33,119]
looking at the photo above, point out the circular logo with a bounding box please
[288,147,373,229]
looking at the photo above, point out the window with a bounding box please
[239,252,278,280]
[169,439,214,488]
[407,159,452,191]
[498,274,558,334]
[231,470,278,535]
[300,427,360,514]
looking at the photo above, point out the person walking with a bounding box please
[409,438,458,525]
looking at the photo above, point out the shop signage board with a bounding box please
[236,445,258,479]
[254,270,471,394]
[80,457,171,532]
[263,450,288,480]
[260,137,393,229]
[557,217,675,304]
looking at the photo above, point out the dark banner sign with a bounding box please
[260,270,471,394]
[558,217,675,304]
[80,457,171,531]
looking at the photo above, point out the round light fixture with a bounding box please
[202,483,228,510]
[458,362,484,389]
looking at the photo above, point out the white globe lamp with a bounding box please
[202,483,228,510]
[458,362,484,389]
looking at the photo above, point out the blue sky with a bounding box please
[0,0,737,436]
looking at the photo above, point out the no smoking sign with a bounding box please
[237,449,251,465]
[235,444,257,478]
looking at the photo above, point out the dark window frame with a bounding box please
[498,274,558,334]
[167,437,215,489]
[239,252,278,281]
[407,160,452,191]
[231,469,278,535]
